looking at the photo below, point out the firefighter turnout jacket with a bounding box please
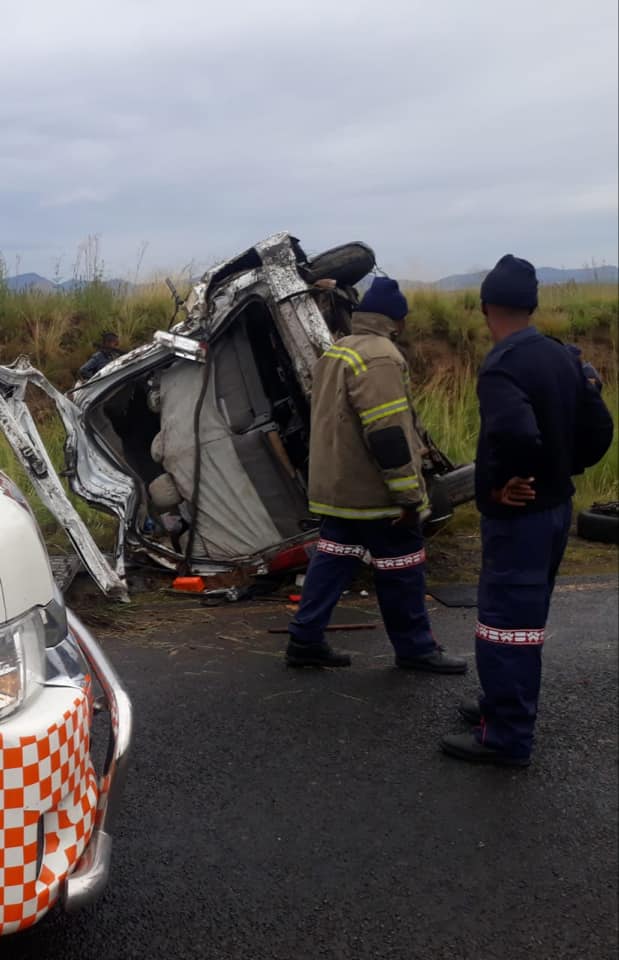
[308,311,429,520]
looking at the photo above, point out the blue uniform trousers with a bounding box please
[475,501,572,758]
[289,517,436,658]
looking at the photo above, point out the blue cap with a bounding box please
[480,254,538,311]
[357,277,409,322]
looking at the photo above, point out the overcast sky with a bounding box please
[1,0,617,281]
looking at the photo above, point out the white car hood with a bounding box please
[0,482,54,622]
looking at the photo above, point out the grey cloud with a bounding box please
[1,0,617,279]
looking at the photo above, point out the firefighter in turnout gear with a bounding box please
[440,255,614,767]
[286,277,466,674]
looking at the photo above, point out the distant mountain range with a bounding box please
[424,264,618,292]
[3,273,133,293]
[4,264,618,294]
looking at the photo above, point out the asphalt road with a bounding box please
[5,579,618,960]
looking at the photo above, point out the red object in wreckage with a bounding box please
[172,576,206,593]
[268,540,318,574]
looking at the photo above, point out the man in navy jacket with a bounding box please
[78,332,123,381]
[440,255,613,766]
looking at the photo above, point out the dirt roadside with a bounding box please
[65,527,616,644]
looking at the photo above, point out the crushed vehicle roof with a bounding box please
[0,234,474,598]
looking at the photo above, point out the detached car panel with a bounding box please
[0,472,132,935]
[0,233,475,596]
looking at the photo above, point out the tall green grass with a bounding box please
[0,276,616,547]
[0,419,116,552]
[415,358,618,515]
[1,278,616,389]
[404,282,618,515]
[404,284,618,378]
[0,279,178,390]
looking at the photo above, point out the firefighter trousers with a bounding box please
[475,501,572,758]
[289,517,436,658]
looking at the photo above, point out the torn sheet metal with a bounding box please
[0,234,475,600]
[0,360,129,598]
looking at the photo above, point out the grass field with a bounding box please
[414,364,618,521]
[406,283,618,517]
[405,282,618,356]
[0,276,616,550]
[0,417,116,551]
[0,276,617,389]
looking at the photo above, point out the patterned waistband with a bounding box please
[316,538,366,559]
[316,539,426,570]
[372,549,426,570]
[476,621,545,645]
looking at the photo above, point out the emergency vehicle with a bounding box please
[0,472,131,935]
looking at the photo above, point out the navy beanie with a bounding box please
[357,276,409,322]
[480,254,538,312]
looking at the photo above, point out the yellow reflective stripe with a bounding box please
[386,475,419,492]
[324,344,368,376]
[331,345,367,372]
[309,501,401,520]
[360,397,410,424]
[324,348,359,375]
[364,404,409,425]
[362,406,410,425]
[361,397,408,418]
[324,347,361,375]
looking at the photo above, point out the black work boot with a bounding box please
[396,648,467,675]
[440,732,531,767]
[286,639,351,668]
[458,698,482,725]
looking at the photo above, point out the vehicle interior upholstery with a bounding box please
[86,299,315,558]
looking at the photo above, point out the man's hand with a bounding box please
[392,507,422,528]
[582,361,603,392]
[491,476,536,507]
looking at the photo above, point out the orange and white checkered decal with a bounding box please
[0,691,98,936]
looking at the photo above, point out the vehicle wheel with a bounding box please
[303,242,376,287]
[422,475,453,538]
[576,502,619,544]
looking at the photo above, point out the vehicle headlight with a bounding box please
[0,608,47,721]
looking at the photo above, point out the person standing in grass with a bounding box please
[78,332,123,381]
[440,255,614,767]
[285,276,466,676]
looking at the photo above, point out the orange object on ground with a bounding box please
[172,576,205,593]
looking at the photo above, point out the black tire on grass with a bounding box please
[576,503,619,545]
